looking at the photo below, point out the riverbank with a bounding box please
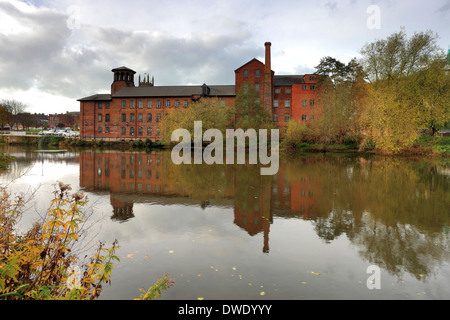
[1,133,449,158]
[281,135,450,158]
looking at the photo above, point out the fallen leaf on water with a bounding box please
[238,275,243,279]
[232,266,237,271]
[126,254,134,258]
[260,291,265,296]
[301,282,307,284]
[169,250,174,254]
[197,297,204,300]
[311,271,320,276]
[197,274,201,277]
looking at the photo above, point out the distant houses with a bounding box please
[0,109,80,131]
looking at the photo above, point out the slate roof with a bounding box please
[274,75,306,86]
[77,94,112,101]
[111,85,236,98]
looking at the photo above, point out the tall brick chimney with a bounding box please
[263,42,273,114]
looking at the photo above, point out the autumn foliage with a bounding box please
[0,182,173,300]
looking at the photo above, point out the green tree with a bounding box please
[162,97,234,144]
[359,29,449,152]
[314,57,368,144]
[233,86,274,131]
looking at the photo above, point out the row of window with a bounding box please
[245,84,316,93]
[274,86,315,94]
[273,100,315,107]
[273,114,314,122]
[98,113,162,123]
[98,99,228,110]
[97,126,161,136]
[97,168,161,180]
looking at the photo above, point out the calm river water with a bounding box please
[1,144,449,300]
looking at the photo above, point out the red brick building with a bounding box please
[78,42,321,141]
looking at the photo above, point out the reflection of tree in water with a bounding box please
[285,155,449,279]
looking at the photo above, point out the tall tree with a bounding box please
[360,28,443,84]
[1,99,28,129]
[162,97,234,144]
[233,86,274,131]
[359,29,449,152]
[314,57,368,143]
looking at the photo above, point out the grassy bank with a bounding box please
[281,135,450,157]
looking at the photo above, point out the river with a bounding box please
[0,144,449,300]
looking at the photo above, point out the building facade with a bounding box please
[78,42,321,141]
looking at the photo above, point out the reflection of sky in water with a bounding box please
[1,146,449,300]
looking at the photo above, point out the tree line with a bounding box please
[287,28,450,154]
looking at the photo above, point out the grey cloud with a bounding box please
[0,1,261,101]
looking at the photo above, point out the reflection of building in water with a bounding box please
[110,195,134,221]
[271,160,322,220]
[79,151,322,252]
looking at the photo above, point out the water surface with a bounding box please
[1,145,449,300]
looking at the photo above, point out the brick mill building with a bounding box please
[78,42,321,141]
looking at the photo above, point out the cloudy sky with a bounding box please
[0,0,449,115]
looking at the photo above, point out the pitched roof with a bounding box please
[234,58,265,72]
[77,94,112,101]
[274,75,305,86]
[112,85,236,98]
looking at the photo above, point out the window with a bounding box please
[285,88,291,94]
[138,113,143,122]
[105,127,110,133]
[302,100,307,106]
[285,100,290,108]
[121,114,126,122]
[243,69,249,78]
[138,127,143,136]
[138,100,143,109]
[302,115,307,121]
[130,100,135,109]
[275,88,281,94]
[274,100,279,108]
[98,102,102,109]
[106,102,110,109]
[147,127,152,136]
[147,113,152,122]
[98,127,102,133]
[310,86,315,90]
[183,100,188,108]
[273,114,278,122]
[130,127,134,135]
[302,85,307,90]
[310,115,315,120]
[130,113,135,122]
[122,100,126,109]
[98,114,102,122]
[121,127,126,135]
[165,100,170,107]
[175,100,180,108]
[105,114,110,122]
[156,127,161,136]
[147,101,152,109]
[254,83,260,91]
[309,76,315,81]
[156,100,161,109]
[220,99,226,107]
[310,100,315,106]
[284,114,290,121]
[255,69,260,78]
[156,113,161,122]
